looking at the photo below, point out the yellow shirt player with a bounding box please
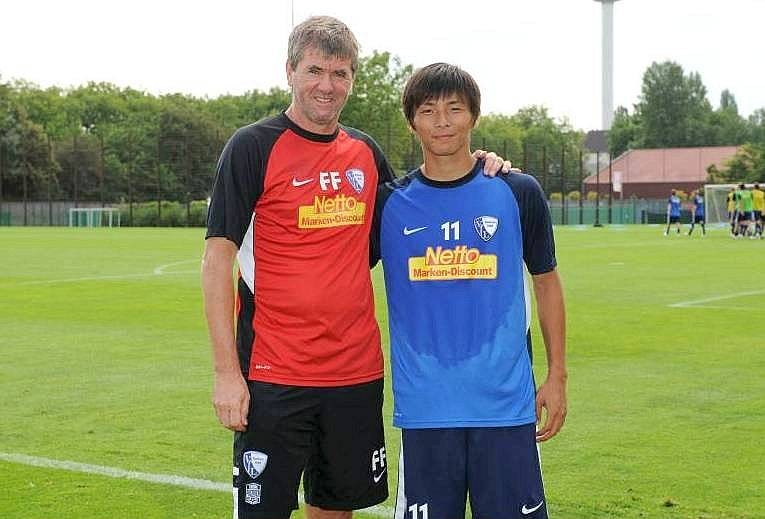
[752,183,764,238]
[727,187,737,235]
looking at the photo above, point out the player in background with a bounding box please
[664,189,682,236]
[373,63,566,519]
[727,187,737,236]
[736,183,754,238]
[687,190,706,237]
[752,183,764,239]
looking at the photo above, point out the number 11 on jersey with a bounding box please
[441,220,460,240]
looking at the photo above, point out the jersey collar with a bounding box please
[280,111,339,143]
[415,159,483,189]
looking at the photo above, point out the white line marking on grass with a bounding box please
[17,273,161,286]
[13,260,199,286]
[153,259,199,275]
[0,452,227,492]
[0,452,393,517]
[668,290,765,308]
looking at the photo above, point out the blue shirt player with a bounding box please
[688,191,706,237]
[372,63,567,519]
[665,189,683,236]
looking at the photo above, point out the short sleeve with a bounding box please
[205,129,264,247]
[502,173,557,275]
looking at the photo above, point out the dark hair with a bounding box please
[402,63,481,127]
[288,16,359,73]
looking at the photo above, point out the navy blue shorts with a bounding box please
[394,424,547,519]
[693,215,704,224]
[668,215,680,224]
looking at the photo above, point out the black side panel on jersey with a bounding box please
[370,172,417,267]
[236,277,255,378]
[498,172,557,275]
[206,114,290,246]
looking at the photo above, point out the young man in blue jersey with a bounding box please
[372,63,567,519]
[664,189,682,236]
[687,190,706,237]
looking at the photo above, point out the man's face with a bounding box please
[411,93,475,157]
[286,47,354,134]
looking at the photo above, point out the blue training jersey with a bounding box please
[693,195,704,217]
[669,195,681,217]
[372,161,556,429]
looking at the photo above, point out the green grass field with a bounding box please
[1,225,764,519]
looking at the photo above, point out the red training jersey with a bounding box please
[206,112,394,386]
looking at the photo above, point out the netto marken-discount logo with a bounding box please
[298,194,366,228]
[408,245,497,281]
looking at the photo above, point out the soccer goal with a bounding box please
[68,207,121,227]
[704,184,738,224]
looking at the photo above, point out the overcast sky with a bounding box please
[2,0,764,131]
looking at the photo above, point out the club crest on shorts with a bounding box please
[474,216,499,241]
[242,451,268,479]
[345,168,365,193]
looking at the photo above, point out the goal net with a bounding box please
[704,184,737,224]
[68,207,121,227]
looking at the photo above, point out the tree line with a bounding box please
[2,55,763,209]
[609,61,765,183]
[0,52,582,206]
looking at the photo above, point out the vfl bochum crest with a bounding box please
[474,216,499,241]
[243,451,268,479]
[345,169,365,193]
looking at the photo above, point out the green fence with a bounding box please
[0,198,684,227]
[548,199,671,225]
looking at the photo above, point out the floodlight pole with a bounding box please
[594,0,621,130]
[594,152,603,227]
[608,157,613,223]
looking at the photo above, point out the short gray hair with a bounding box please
[288,16,360,73]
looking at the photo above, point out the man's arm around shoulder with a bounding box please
[532,269,567,442]
[201,237,249,432]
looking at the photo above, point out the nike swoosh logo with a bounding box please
[403,226,427,236]
[521,501,544,515]
[373,468,387,483]
[292,177,314,187]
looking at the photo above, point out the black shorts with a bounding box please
[693,215,704,224]
[668,215,680,224]
[233,379,387,518]
[754,210,763,222]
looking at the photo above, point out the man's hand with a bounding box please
[213,370,250,432]
[535,373,567,442]
[472,149,520,176]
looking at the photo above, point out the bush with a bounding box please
[118,200,209,227]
